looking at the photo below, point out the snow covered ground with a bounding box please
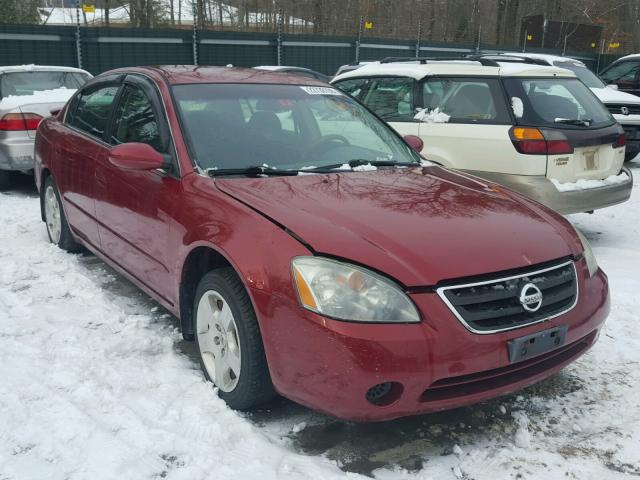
[1,163,639,480]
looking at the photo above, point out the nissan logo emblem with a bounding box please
[519,283,543,312]
[621,106,630,115]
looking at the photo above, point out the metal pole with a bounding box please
[277,8,283,66]
[355,15,363,63]
[75,0,82,69]
[415,19,421,58]
[476,23,482,54]
[562,34,568,56]
[597,38,605,73]
[522,29,527,53]
[192,1,198,66]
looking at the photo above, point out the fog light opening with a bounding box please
[365,381,403,406]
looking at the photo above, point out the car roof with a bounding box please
[491,52,587,66]
[615,53,640,62]
[0,64,92,75]
[332,60,576,82]
[105,65,328,86]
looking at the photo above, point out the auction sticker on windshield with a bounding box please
[300,86,344,95]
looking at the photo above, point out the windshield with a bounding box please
[0,71,90,99]
[553,61,606,89]
[172,83,421,172]
[503,78,614,129]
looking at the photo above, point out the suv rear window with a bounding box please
[422,77,510,124]
[503,78,614,129]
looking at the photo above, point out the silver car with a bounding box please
[0,65,92,188]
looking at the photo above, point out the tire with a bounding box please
[194,268,276,410]
[624,150,638,162]
[0,170,11,190]
[42,176,82,253]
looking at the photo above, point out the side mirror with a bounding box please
[607,84,619,90]
[109,142,167,171]
[50,107,62,116]
[403,134,424,153]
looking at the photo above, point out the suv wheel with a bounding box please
[43,176,81,252]
[194,268,276,410]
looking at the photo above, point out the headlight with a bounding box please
[292,257,420,323]
[575,229,598,277]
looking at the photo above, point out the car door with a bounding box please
[600,60,640,96]
[415,77,516,172]
[94,75,181,304]
[54,79,122,249]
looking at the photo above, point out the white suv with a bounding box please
[487,52,640,161]
[332,57,632,215]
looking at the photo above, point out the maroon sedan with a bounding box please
[34,66,609,421]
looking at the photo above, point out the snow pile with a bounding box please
[511,96,524,118]
[551,171,630,192]
[352,163,377,171]
[0,87,76,111]
[414,107,450,123]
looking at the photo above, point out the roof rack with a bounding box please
[468,53,550,66]
[379,56,500,67]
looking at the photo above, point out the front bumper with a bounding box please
[465,166,633,215]
[252,260,609,421]
[0,134,36,171]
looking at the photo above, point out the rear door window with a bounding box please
[421,77,510,124]
[67,85,119,139]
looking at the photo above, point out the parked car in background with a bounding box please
[599,54,640,97]
[35,65,609,421]
[332,57,632,215]
[0,65,92,188]
[488,53,640,161]
[253,65,330,82]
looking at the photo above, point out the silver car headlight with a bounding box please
[292,257,420,323]
[575,229,598,277]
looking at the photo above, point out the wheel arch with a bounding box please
[179,244,235,340]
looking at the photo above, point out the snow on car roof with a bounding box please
[0,64,91,75]
[332,60,575,82]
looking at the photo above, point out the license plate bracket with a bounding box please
[507,325,568,363]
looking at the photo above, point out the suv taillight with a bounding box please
[613,133,626,148]
[509,127,573,155]
[0,113,43,131]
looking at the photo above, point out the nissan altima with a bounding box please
[34,66,609,421]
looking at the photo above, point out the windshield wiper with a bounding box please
[554,118,592,127]
[207,166,300,177]
[312,159,420,171]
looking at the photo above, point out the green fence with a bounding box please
[0,23,624,76]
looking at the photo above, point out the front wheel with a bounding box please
[194,269,276,410]
[42,176,81,252]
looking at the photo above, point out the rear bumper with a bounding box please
[0,135,36,171]
[466,166,633,215]
[252,261,609,422]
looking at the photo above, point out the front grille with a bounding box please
[419,330,596,403]
[606,103,640,116]
[437,261,578,334]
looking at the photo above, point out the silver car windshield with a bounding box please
[553,62,606,89]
